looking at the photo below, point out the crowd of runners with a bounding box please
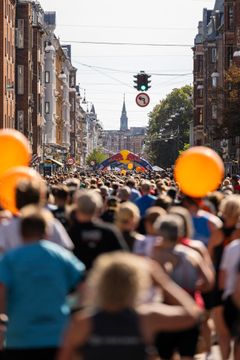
[0,169,239,360]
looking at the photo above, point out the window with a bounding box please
[212,104,217,119]
[45,102,50,114]
[199,108,203,123]
[227,3,234,31]
[17,111,24,132]
[227,45,233,68]
[211,72,219,88]
[211,48,217,63]
[70,97,75,112]
[197,84,204,98]
[17,65,24,95]
[45,71,50,83]
[16,19,24,49]
[196,55,203,73]
[196,108,203,125]
[38,95,42,115]
[70,75,75,87]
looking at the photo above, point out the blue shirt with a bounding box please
[129,188,141,203]
[192,215,211,246]
[0,240,85,349]
[135,195,156,217]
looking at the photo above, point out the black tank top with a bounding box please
[81,309,147,360]
[214,225,236,275]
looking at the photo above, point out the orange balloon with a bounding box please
[0,129,31,178]
[136,166,142,173]
[128,163,133,170]
[174,146,224,197]
[0,166,42,215]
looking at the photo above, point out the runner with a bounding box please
[152,214,213,360]
[0,206,85,360]
[69,190,128,270]
[58,253,203,360]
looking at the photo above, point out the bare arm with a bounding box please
[195,253,214,292]
[218,269,226,291]
[208,228,223,259]
[233,272,240,308]
[57,313,91,360]
[139,303,201,340]
[149,260,202,319]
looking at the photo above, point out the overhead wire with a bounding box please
[62,40,193,47]
[74,61,192,77]
[58,24,195,31]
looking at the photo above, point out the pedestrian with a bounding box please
[182,196,222,247]
[69,190,128,270]
[135,181,156,217]
[125,178,141,202]
[0,206,85,360]
[115,201,143,250]
[58,252,203,360]
[0,179,73,253]
[169,206,215,358]
[133,206,166,257]
[51,185,70,230]
[152,214,213,360]
[117,186,131,203]
[219,239,240,360]
[207,195,240,358]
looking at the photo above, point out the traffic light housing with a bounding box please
[134,71,151,91]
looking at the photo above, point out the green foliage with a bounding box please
[178,143,190,155]
[86,148,108,166]
[213,64,240,139]
[145,85,193,168]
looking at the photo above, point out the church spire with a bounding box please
[120,94,128,131]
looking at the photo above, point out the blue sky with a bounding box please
[40,0,215,129]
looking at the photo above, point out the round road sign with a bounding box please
[136,92,150,107]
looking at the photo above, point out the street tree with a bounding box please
[145,85,193,168]
[86,148,108,166]
[213,64,240,139]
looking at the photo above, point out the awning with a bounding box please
[152,166,164,172]
[48,158,64,167]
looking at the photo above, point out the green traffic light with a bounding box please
[140,85,147,91]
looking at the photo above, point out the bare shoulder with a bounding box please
[175,244,202,265]
[186,239,206,256]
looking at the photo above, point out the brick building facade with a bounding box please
[193,0,240,173]
[0,0,16,129]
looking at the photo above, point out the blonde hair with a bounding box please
[220,194,240,220]
[115,201,140,225]
[87,252,150,309]
[169,206,194,238]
